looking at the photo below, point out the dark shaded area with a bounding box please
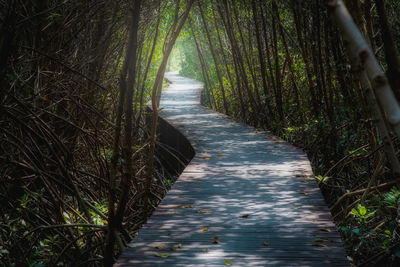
[147,106,195,176]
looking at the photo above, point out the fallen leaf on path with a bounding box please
[212,236,220,244]
[202,228,208,232]
[216,154,224,157]
[183,205,192,208]
[168,204,181,208]
[295,174,307,177]
[319,228,331,232]
[263,242,270,246]
[203,157,211,160]
[198,210,212,214]
[173,243,182,249]
[299,191,308,195]
[155,245,166,250]
[153,252,170,258]
[225,259,231,266]
[239,214,249,218]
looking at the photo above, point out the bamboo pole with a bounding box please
[328,0,400,136]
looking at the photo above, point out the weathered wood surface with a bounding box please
[115,73,348,266]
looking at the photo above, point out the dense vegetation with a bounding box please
[0,0,192,265]
[177,0,400,265]
[175,0,400,266]
[1,0,400,266]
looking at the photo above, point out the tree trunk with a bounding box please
[251,0,273,119]
[145,0,194,207]
[271,1,284,121]
[190,18,216,110]
[105,1,142,265]
[374,0,400,101]
[290,0,319,117]
[198,1,229,114]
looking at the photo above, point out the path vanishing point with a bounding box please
[115,73,349,266]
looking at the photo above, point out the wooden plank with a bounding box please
[114,73,348,266]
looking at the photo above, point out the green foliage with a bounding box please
[47,12,61,20]
[99,147,113,162]
[313,174,330,184]
[174,35,203,80]
[350,204,376,223]
[340,188,400,261]
[382,187,400,209]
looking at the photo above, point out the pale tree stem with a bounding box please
[329,0,400,136]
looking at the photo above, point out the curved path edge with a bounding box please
[115,73,349,266]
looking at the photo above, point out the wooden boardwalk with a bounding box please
[115,73,348,266]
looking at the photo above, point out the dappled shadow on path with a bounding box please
[115,73,348,266]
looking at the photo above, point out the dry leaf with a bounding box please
[202,228,208,232]
[263,242,270,246]
[239,214,249,218]
[155,245,166,250]
[173,243,182,249]
[299,191,308,195]
[198,210,212,214]
[183,205,192,208]
[153,252,170,258]
[319,228,331,232]
[203,157,211,160]
[212,236,220,244]
[295,174,307,177]
[168,204,181,208]
[44,94,51,103]
[225,259,231,266]
[217,155,224,157]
